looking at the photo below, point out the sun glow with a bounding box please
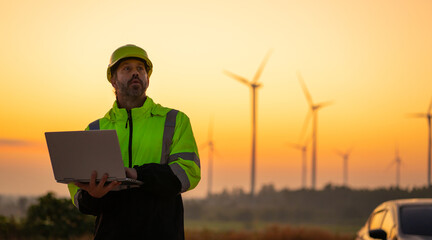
[0,0,431,197]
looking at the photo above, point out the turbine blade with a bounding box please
[316,101,334,110]
[304,134,312,147]
[386,160,396,171]
[428,96,432,113]
[299,110,312,142]
[395,144,399,157]
[297,72,314,106]
[335,149,344,157]
[287,142,302,150]
[209,117,214,141]
[214,148,223,159]
[223,70,251,86]
[252,49,273,84]
[406,113,428,118]
[394,142,402,164]
[347,145,355,155]
[199,142,209,150]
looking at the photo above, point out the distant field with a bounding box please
[184,223,356,240]
[185,220,359,235]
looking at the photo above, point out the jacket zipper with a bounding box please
[126,110,133,168]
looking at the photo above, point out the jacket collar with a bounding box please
[106,96,170,122]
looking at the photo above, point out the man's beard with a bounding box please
[116,76,148,97]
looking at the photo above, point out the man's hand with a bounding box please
[125,167,137,179]
[75,171,121,198]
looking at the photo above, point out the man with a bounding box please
[67,44,201,239]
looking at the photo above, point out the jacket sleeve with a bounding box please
[68,183,101,215]
[134,164,182,197]
[135,111,201,195]
[166,112,201,193]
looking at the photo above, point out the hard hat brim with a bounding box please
[107,45,153,82]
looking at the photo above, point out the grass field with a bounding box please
[25,222,357,240]
[184,220,358,240]
[185,220,359,234]
[184,223,356,240]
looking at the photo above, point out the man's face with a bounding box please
[111,59,149,98]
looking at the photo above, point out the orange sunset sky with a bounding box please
[0,0,431,198]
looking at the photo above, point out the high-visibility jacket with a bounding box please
[67,97,200,239]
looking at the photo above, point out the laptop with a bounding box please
[45,130,143,185]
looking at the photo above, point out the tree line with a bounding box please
[1,185,431,239]
[184,184,432,226]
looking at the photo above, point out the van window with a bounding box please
[400,205,432,236]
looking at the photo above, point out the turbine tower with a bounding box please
[200,118,217,197]
[288,126,310,189]
[288,141,308,189]
[408,97,432,188]
[387,145,402,188]
[224,51,272,196]
[297,72,332,190]
[335,148,353,187]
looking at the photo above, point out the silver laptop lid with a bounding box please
[45,130,127,183]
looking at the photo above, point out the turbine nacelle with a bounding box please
[251,83,262,89]
[407,97,432,119]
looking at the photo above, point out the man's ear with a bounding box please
[111,76,117,88]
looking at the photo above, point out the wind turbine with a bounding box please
[407,97,432,188]
[335,147,353,187]
[224,51,272,196]
[387,145,402,188]
[288,141,308,189]
[201,118,216,197]
[297,72,332,190]
[288,125,311,189]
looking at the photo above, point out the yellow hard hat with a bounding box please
[107,44,153,82]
